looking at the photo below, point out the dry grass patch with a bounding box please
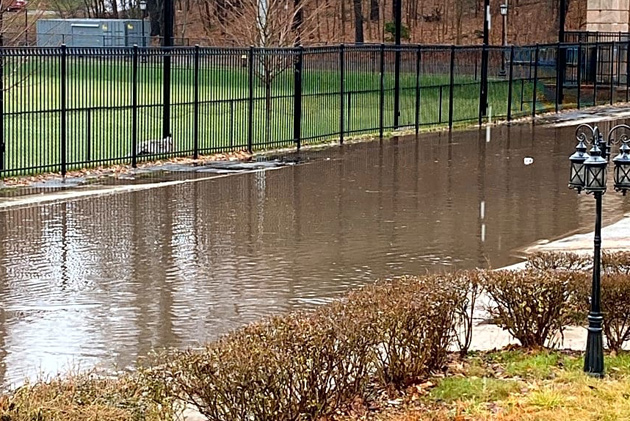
[0,371,176,421]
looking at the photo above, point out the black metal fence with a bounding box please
[1,40,629,177]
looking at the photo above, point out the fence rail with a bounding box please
[1,40,629,177]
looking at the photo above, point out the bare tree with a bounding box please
[454,0,475,44]
[352,0,363,43]
[212,0,324,140]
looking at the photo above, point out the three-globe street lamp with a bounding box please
[568,123,630,378]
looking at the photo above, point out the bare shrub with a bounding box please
[529,251,630,352]
[151,273,471,419]
[572,272,630,353]
[347,274,467,387]
[450,270,482,357]
[160,308,375,421]
[526,251,591,271]
[602,251,630,274]
[481,269,586,348]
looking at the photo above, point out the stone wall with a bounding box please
[586,0,630,32]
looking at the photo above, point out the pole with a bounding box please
[294,46,303,151]
[532,44,539,118]
[340,44,345,145]
[479,0,490,123]
[610,42,615,105]
[193,45,199,159]
[247,46,254,153]
[162,0,174,139]
[578,42,582,109]
[585,190,605,377]
[132,45,138,168]
[507,45,514,122]
[0,33,4,174]
[379,43,385,139]
[556,42,561,113]
[448,45,455,129]
[60,44,67,177]
[500,9,506,76]
[24,8,27,46]
[415,45,421,134]
[393,0,401,129]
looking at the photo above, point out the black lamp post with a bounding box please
[139,0,147,48]
[499,3,508,77]
[569,123,630,378]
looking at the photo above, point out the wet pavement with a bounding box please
[1,120,630,387]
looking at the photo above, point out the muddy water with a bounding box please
[0,123,628,386]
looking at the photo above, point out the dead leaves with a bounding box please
[0,150,254,188]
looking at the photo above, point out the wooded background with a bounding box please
[45,0,587,46]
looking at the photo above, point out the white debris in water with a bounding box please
[524,157,534,165]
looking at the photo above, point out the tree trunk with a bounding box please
[353,0,364,43]
[370,0,378,21]
[455,2,462,44]
[341,0,346,38]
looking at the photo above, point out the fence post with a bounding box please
[0,37,4,175]
[479,43,489,125]
[293,45,303,152]
[247,46,254,153]
[379,43,385,139]
[340,44,345,145]
[610,42,615,105]
[557,42,565,110]
[415,45,421,135]
[577,42,582,109]
[555,42,561,113]
[448,45,455,130]
[163,46,171,139]
[594,41,599,106]
[86,109,91,162]
[394,43,400,129]
[507,45,515,122]
[193,45,200,159]
[60,44,67,177]
[132,45,138,168]
[532,44,539,118]
[617,40,622,88]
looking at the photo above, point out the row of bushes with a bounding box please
[3,251,630,420]
[148,273,477,420]
[144,251,630,421]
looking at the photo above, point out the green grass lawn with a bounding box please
[2,58,546,175]
[337,349,630,421]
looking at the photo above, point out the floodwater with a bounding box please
[0,122,629,387]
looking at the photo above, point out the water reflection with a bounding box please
[0,123,628,386]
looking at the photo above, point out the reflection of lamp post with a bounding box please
[568,123,630,379]
[139,0,147,48]
[499,3,508,76]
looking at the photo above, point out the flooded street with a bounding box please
[0,122,629,386]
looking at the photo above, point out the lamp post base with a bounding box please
[584,312,604,377]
